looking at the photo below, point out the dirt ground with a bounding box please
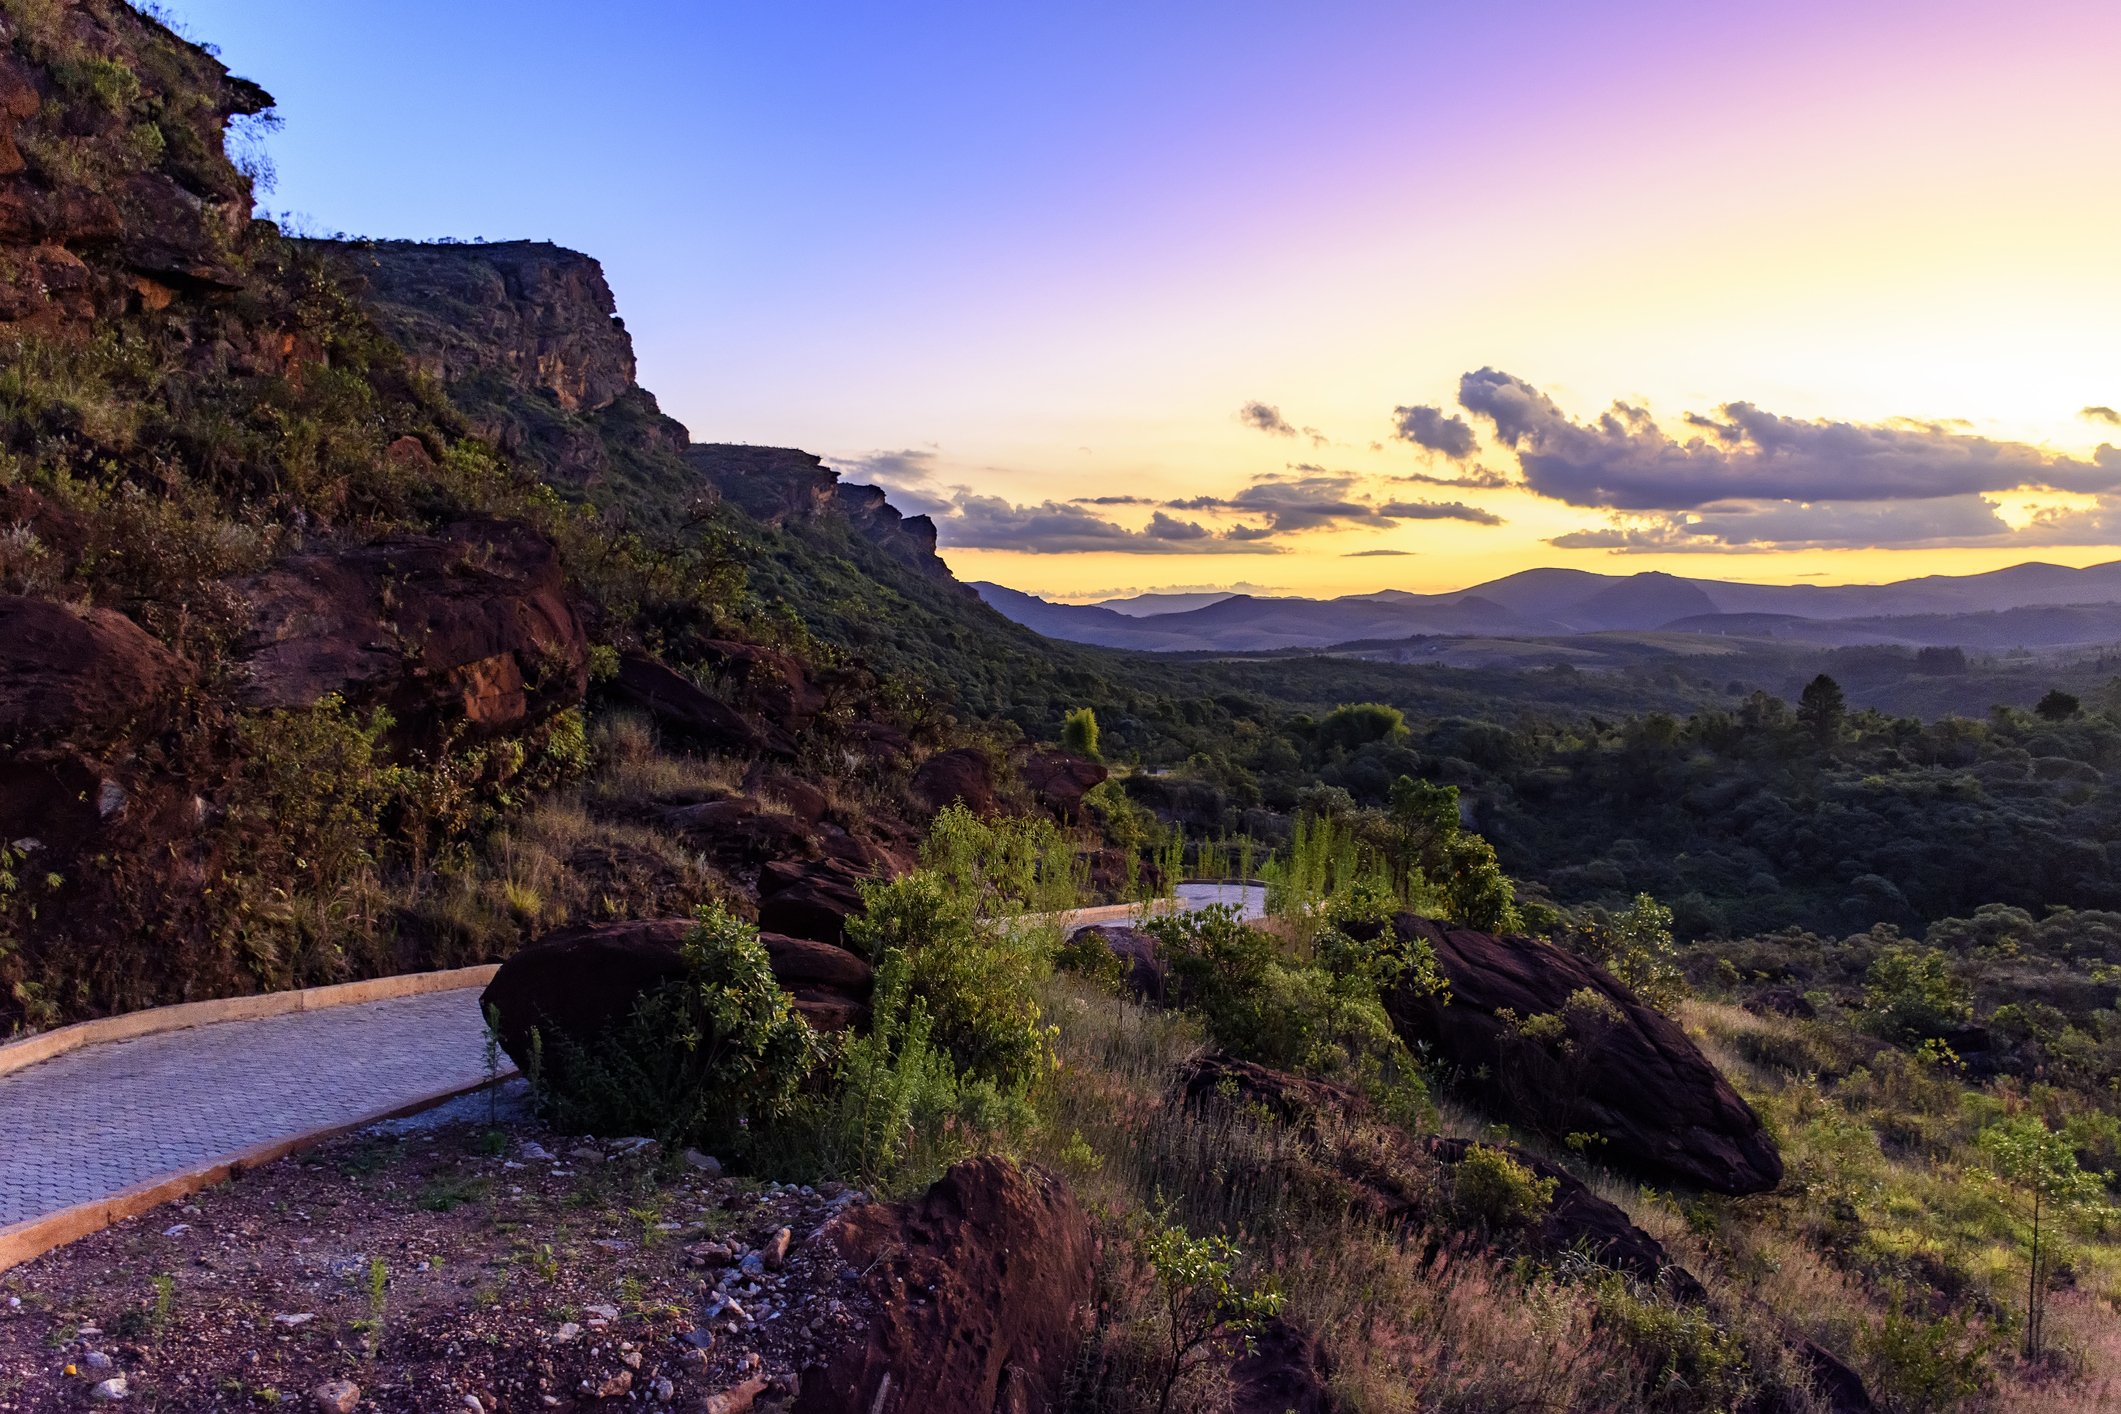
[0,1086,871,1412]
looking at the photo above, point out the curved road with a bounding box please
[0,886,1266,1241]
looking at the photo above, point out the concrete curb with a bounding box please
[0,1070,518,1274]
[0,965,501,1081]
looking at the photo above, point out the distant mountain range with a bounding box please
[971,564,2121,653]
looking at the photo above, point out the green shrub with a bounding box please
[1448,1143,1558,1231]
[847,871,1052,1094]
[525,904,819,1150]
[1061,705,1101,760]
[1863,944,1972,1043]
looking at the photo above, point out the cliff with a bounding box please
[0,0,269,326]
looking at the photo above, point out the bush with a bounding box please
[847,871,1052,1095]
[524,904,819,1150]
[1062,705,1101,760]
[1449,1143,1558,1231]
[1863,944,1972,1043]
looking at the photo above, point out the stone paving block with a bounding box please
[0,991,498,1226]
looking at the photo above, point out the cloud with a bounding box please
[1377,499,1505,526]
[1456,367,2119,511]
[1397,464,1513,490]
[1238,401,1299,437]
[1344,548,1415,557]
[1392,404,1477,459]
[1072,494,1156,505]
[934,493,1282,555]
[1549,495,2016,553]
[2086,406,2121,426]
[834,447,958,517]
[1172,473,1375,531]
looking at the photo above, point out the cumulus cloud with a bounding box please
[834,447,959,517]
[1397,464,1513,490]
[2086,406,2121,426]
[1456,367,2119,512]
[1377,499,1505,526]
[1392,404,1477,459]
[1238,401,1299,437]
[1549,495,2017,553]
[933,493,1282,555]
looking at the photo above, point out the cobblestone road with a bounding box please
[0,990,500,1227]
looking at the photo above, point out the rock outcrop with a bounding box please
[0,595,182,743]
[480,918,874,1074]
[1382,915,1783,1195]
[232,519,587,742]
[0,0,271,328]
[793,1157,1096,1414]
[606,652,771,755]
[909,746,997,816]
[1020,747,1105,818]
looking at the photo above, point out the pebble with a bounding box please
[520,1142,554,1161]
[161,1224,190,1237]
[83,1351,114,1371]
[462,1396,484,1411]
[567,1145,604,1164]
[583,1303,619,1324]
[682,1149,723,1177]
[583,1369,633,1399]
[652,1375,676,1402]
[89,1375,127,1402]
[273,1312,316,1327]
[311,1378,361,1414]
[552,1322,582,1344]
[761,1227,792,1270]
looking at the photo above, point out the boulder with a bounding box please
[756,860,868,947]
[1228,1318,1335,1414]
[0,596,183,744]
[793,1158,1096,1414]
[233,519,587,742]
[1384,915,1782,1195]
[1180,1055,1702,1299]
[1021,748,1105,817]
[910,746,997,816]
[1070,924,1166,1004]
[692,638,826,730]
[480,918,872,1069]
[607,651,775,756]
[660,796,818,870]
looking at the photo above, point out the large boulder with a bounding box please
[480,918,873,1069]
[660,796,819,871]
[909,746,997,816]
[231,519,587,741]
[756,859,868,947]
[793,1157,1096,1414]
[1020,748,1105,818]
[1383,916,1782,1195]
[607,651,772,755]
[0,595,183,745]
[1179,1055,1699,1296]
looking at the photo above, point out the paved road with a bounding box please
[0,990,498,1228]
[0,885,1269,1234]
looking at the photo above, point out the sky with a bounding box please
[166,0,2121,602]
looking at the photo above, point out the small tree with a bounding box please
[1978,1115,2112,1358]
[1136,1214,1284,1414]
[2035,689,2081,722]
[1862,944,1971,1043]
[1797,673,1846,746]
[1061,705,1101,760]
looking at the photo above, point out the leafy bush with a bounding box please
[525,904,819,1150]
[847,870,1052,1095]
[1062,705,1101,760]
[1862,944,1972,1042]
[1448,1143,1558,1231]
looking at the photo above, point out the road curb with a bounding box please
[0,1070,518,1274]
[0,965,501,1081]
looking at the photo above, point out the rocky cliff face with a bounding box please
[0,0,270,327]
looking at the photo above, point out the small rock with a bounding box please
[520,1142,554,1161]
[761,1227,792,1271]
[311,1380,360,1414]
[682,1325,715,1350]
[582,1369,633,1399]
[462,1397,484,1411]
[552,1322,582,1344]
[651,1375,676,1403]
[701,1374,768,1414]
[681,1150,722,1177]
[567,1145,604,1164]
[161,1224,190,1237]
[273,1312,316,1328]
[583,1303,619,1325]
[89,1375,127,1401]
[610,1136,655,1156]
[739,1251,766,1279]
[622,1349,642,1370]
[83,1351,114,1371]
